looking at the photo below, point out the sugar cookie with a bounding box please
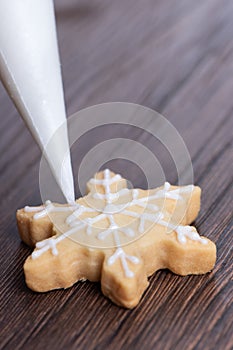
[17,170,216,308]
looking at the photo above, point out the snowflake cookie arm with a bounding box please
[24,239,105,292]
[86,170,128,197]
[135,225,216,278]
[163,227,217,276]
[101,224,216,308]
[17,205,53,247]
[17,201,78,247]
[159,184,202,227]
[101,250,148,309]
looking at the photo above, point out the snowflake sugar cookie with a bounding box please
[17,170,216,308]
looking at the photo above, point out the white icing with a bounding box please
[123,210,164,233]
[24,205,44,212]
[176,226,208,245]
[66,205,96,226]
[93,188,129,202]
[24,200,76,220]
[29,169,205,278]
[108,248,140,278]
[32,224,84,259]
[90,170,121,204]
[158,220,208,245]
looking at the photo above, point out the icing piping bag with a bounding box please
[0,0,75,203]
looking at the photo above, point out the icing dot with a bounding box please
[164,182,171,191]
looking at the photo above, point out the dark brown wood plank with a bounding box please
[0,0,232,349]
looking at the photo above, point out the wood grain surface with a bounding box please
[0,0,232,349]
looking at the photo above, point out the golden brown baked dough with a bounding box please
[17,170,216,308]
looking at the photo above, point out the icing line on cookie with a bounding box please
[24,200,77,219]
[158,220,208,244]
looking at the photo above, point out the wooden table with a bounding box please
[1,1,232,349]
